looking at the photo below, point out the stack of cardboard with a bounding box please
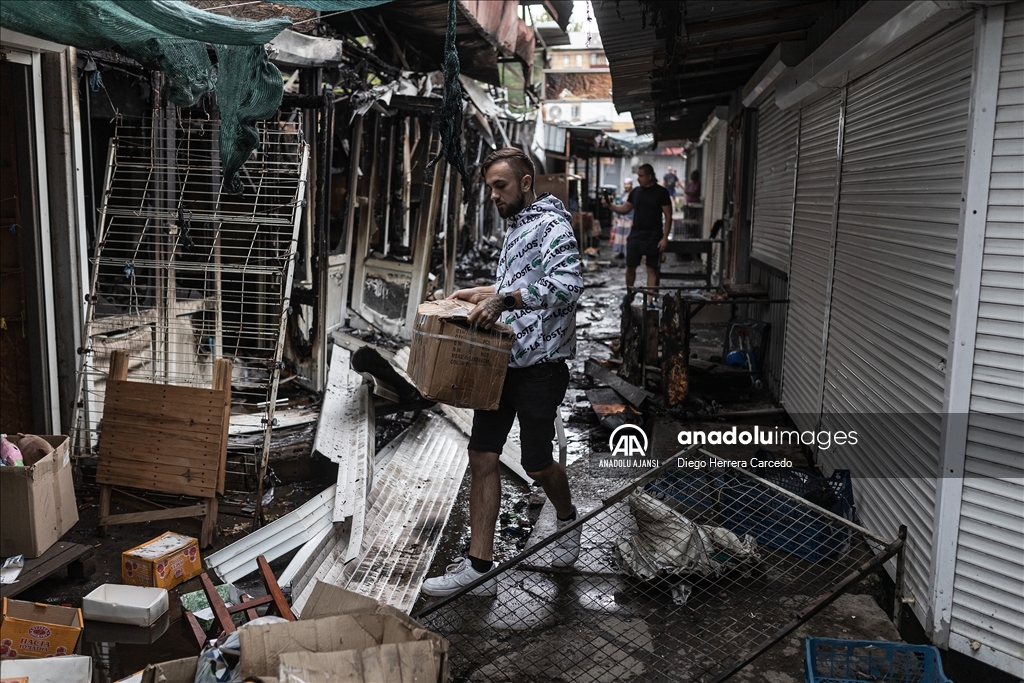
[140,582,448,683]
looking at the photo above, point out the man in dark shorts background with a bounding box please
[421,147,584,598]
[603,164,673,298]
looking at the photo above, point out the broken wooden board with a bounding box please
[723,283,768,298]
[336,412,468,613]
[0,542,94,599]
[393,347,533,485]
[688,358,759,375]
[584,359,655,408]
[586,387,642,432]
[205,487,335,584]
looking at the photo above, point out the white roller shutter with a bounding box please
[781,90,843,433]
[703,124,728,237]
[950,3,1024,671]
[818,19,975,628]
[751,92,800,272]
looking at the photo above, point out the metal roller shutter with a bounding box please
[781,90,843,432]
[703,124,728,237]
[819,18,975,628]
[950,3,1024,671]
[751,92,800,272]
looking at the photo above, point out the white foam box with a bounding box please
[82,584,169,627]
[0,654,92,683]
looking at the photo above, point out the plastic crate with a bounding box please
[720,465,855,563]
[643,469,722,513]
[805,637,952,683]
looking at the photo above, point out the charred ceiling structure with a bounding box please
[596,1,862,139]
[0,0,571,517]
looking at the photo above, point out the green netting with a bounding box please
[282,0,392,10]
[1,0,293,193]
[214,44,284,194]
[424,0,470,195]
[0,0,290,49]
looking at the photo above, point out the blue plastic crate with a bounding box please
[720,465,855,563]
[643,469,723,513]
[805,637,952,683]
[644,465,856,562]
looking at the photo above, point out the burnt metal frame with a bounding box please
[625,286,790,389]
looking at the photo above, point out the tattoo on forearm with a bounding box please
[484,296,504,316]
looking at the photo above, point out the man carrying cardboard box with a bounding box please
[422,147,584,598]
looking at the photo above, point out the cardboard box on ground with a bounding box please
[0,598,83,659]
[121,532,202,590]
[407,299,514,410]
[0,436,78,558]
[140,582,448,683]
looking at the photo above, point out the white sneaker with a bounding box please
[552,508,582,567]
[421,557,497,597]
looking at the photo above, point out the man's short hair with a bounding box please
[481,147,535,183]
[638,163,654,176]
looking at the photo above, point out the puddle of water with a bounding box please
[84,614,198,682]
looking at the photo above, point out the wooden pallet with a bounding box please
[0,542,94,599]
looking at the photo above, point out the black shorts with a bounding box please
[468,361,570,473]
[626,233,662,269]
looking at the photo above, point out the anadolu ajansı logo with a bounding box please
[609,424,648,458]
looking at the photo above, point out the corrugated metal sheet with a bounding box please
[950,3,1024,670]
[338,412,468,612]
[313,346,372,530]
[782,90,843,431]
[292,412,468,615]
[205,487,334,584]
[751,92,800,272]
[819,19,975,629]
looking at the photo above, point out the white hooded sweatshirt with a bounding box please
[494,194,584,368]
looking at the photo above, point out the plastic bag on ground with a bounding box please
[615,489,760,581]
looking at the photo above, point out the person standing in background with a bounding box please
[662,166,679,197]
[603,164,672,301]
[610,178,633,264]
[684,170,701,205]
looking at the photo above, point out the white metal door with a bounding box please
[750,92,799,272]
[819,18,975,629]
[949,3,1024,672]
[325,253,348,334]
[781,89,843,433]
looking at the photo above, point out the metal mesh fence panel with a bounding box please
[415,449,899,683]
[73,112,308,496]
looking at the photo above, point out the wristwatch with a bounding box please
[502,293,517,311]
